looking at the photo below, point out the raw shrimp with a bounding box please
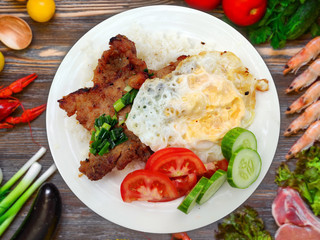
[283,36,320,75]
[286,81,320,114]
[286,58,320,93]
[286,120,320,159]
[284,100,320,136]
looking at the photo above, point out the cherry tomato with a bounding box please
[27,0,56,23]
[171,173,197,197]
[222,0,267,26]
[146,148,206,178]
[120,169,179,202]
[185,0,221,11]
[203,159,229,178]
[0,52,4,72]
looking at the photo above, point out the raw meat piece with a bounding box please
[272,187,320,239]
[275,223,320,240]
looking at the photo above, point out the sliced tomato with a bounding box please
[171,173,198,197]
[203,159,229,178]
[147,149,206,178]
[145,147,193,170]
[120,169,179,202]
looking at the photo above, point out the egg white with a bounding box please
[126,51,260,162]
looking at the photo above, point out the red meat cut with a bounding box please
[275,224,320,240]
[272,187,320,240]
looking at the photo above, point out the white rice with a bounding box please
[126,24,216,70]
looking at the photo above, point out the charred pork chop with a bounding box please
[58,34,186,181]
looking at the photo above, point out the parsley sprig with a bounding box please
[237,0,320,49]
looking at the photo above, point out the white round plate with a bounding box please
[47,5,280,234]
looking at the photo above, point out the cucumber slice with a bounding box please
[177,177,208,214]
[221,127,257,160]
[196,169,227,205]
[227,148,261,189]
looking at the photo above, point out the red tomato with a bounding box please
[145,147,193,170]
[146,148,206,178]
[185,0,221,11]
[171,173,197,197]
[203,159,229,178]
[222,0,267,26]
[120,169,179,202]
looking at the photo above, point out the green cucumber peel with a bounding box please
[197,169,227,205]
[178,177,208,214]
[227,148,261,189]
[221,127,257,160]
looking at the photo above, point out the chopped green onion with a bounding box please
[118,119,125,126]
[124,85,133,92]
[90,131,96,142]
[129,89,138,103]
[98,142,110,156]
[90,114,129,156]
[0,163,41,215]
[0,164,56,237]
[113,89,139,112]
[0,147,46,196]
[102,122,111,131]
[113,99,126,112]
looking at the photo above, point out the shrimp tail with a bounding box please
[286,58,320,93]
[286,120,320,159]
[286,81,320,114]
[284,100,320,136]
[283,36,320,75]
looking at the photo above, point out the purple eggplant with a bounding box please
[11,182,62,240]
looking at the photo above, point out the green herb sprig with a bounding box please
[244,0,320,49]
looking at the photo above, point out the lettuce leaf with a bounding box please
[215,206,272,240]
[275,146,320,215]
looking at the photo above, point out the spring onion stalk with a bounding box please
[0,162,41,215]
[113,89,139,112]
[0,164,56,237]
[0,147,46,196]
[124,85,133,92]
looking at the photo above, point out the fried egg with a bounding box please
[126,51,266,162]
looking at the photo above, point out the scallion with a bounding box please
[0,163,41,215]
[113,99,125,112]
[124,85,133,92]
[0,164,57,237]
[113,88,139,112]
[0,147,46,196]
[98,142,110,156]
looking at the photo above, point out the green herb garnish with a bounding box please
[113,88,139,112]
[90,114,128,156]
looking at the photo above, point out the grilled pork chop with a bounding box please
[58,35,152,180]
[58,34,186,180]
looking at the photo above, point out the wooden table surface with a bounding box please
[0,0,316,239]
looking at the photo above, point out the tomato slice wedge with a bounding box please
[145,147,193,170]
[171,173,198,197]
[147,148,206,178]
[120,169,179,202]
[203,159,229,179]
